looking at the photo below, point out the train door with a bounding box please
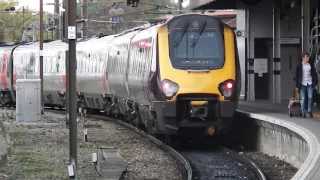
[103,45,111,94]
[6,50,13,92]
[0,51,3,90]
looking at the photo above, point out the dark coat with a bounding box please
[295,61,318,89]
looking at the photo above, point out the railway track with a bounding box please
[176,138,267,180]
[2,106,267,180]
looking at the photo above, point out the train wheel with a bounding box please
[163,135,179,149]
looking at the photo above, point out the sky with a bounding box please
[15,0,61,13]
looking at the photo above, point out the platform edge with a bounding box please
[236,110,320,180]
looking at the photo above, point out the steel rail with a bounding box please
[219,147,267,180]
[191,138,267,180]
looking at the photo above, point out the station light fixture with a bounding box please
[127,0,140,7]
[4,7,15,11]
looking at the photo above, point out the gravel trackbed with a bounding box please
[0,110,182,180]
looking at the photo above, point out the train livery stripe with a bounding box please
[13,73,16,84]
[1,53,7,89]
[61,75,66,88]
[101,74,107,92]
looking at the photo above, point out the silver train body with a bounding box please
[0,14,240,136]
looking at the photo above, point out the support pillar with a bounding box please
[273,0,281,104]
[236,8,247,100]
[301,0,310,53]
[83,0,88,37]
[54,0,59,40]
[247,7,255,101]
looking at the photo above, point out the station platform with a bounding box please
[238,100,320,179]
[238,100,320,140]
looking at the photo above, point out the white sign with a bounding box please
[254,58,268,74]
[234,30,245,37]
[68,26,76,40]
[235,30,244,37]
[280,38,300,44]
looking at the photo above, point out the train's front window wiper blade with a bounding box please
[174,22,189,48]
[191,21,206,48]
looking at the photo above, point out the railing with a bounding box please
[310,8,319,56]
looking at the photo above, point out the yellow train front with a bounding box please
[152,14,241,136]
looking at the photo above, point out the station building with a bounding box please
[190,0,320,105]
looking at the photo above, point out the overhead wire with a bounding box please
[79,0,173,20]
[97,7,160,19]
[79,2,119,19]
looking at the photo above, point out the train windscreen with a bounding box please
[170,30,224,69]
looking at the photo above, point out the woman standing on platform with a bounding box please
[295,52,318,118]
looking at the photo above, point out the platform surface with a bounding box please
[238,100,320,180]
[238,100,320,139]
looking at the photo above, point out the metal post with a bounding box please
[22,6,24,31]
[83,0,88,37]
[301,0,310,53]
[315,9,319,46]
[178,0,182,14]
[67,0,78,178]
[54,0,60,40]
[40,0,44,115]
[247,7,255,101]
[64,0,69,127]
[273,0,281,104]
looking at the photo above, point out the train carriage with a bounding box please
[12,41,68,108]
[0,13,240,138]
[76,36,114,111]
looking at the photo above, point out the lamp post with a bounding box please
[108,8,124,34]
[67,0,78,178]
[45,12,60,40]
[40,0,44,115]
[54,0,60,40]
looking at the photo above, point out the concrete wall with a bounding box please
[233,111,320,180]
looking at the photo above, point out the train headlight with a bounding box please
[161,79,179,100]
[218,80,235,100]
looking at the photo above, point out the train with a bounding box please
[0,13,241,139]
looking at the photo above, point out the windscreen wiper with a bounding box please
[174,22,189,48]
[191,21,206,48]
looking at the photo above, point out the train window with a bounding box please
[0,56,2,73]
[49,57,52,73]
[28,53,35,74]
[81,56,84,73]
[95,54,98,73]
[52,56,56,73]
[171,30,224,68]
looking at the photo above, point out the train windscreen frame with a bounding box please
[170,30,224,69]
[166,14,226,71]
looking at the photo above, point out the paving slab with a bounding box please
[99,148,126,180]
[238,101,320,180]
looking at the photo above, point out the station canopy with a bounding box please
[189,0,265,10]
